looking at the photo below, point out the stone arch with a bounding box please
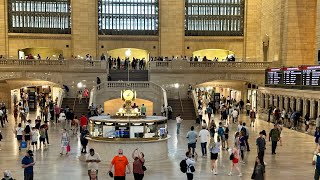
[103,98,153,116]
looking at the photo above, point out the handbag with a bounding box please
[66,144,71,152]
[142,165,147,171]
[20,141,27,148]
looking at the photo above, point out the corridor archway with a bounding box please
[108,48,149,61]
[193,49,234,61]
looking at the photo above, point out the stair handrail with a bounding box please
[191,89,199,117]
[178,90,184,113]
[89,86,97,108]
[57,89,65,108]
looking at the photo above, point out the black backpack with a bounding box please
[180,159,188,173]
[25,125,31,134]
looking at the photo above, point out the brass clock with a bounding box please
[122,90,136,101]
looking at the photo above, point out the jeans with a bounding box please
[315,169,320,180]
[271,141,278,154]
[200,142,207,156]
[245,136,250,151]
[177,123,181,134]
[258,150,265,163]
[187,173,193,180]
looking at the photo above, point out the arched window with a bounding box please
[98,0,159,35]
[8,0,71,34]
[185,0,244,36]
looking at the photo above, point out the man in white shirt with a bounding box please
[199,126,210,157]
[176,114,183,134]
[232,109,238,124]
[186,151,197,180]
[237,121,243,132]
[86,148,101,180]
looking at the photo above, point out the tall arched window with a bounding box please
[8,0,71,34]
[98,0,159,35]
[185,0,245,36]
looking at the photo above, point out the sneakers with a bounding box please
[238,173,242,177]
[211,169,214,173]
[228,172,232,176]
[241,161,246,164]
[214,171,218,175]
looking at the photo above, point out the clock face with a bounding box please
[123,90,134,101]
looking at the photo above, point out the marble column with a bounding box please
[269,95,274,107]
[265,94,269,109]
[302,98,308,116]
[296,98,302,112]
[290,97,295,111]
[284,96,289,111]
[274,95,279,108]
[310,99,316,119]
[279,96,283,110]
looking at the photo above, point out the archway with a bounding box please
[108,48,149,61]
[104,98,153,116]
[18,47,63,60]
[193,49,235,61]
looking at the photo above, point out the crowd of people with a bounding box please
[106,56,147,70]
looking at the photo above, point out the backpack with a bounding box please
[316,155,320,170]
[218,127,224,136]
[180,159,188,173]
[241,127,247,136]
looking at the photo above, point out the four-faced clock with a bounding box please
[122,90,135,101]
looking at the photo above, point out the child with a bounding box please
[31,127,39,151]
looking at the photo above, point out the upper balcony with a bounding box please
[0,59,107,72]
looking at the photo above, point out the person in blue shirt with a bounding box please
[186,126,198,155]
[315,127,320,150]
[21,150,35,180]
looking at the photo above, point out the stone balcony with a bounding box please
[0,59,107,72]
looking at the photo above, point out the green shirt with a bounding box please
[269,128,280,142]
[140,106,146,114]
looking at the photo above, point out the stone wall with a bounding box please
[316,0,320,64]
[0,0,7,56]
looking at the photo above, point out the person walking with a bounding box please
[21,150,35,180]
[217,122,225,149]
[305,112,310,133]
[16,123,24,150]
[239,131,246,164]
[242,122,250,151]
[161,104,166,117]
[132,148,145,180]
[228,147,242,177]
[210,137,220,175]
[58,111,67,129]
[198,107,203,124]
[256,131,266,163]
[81,126,89,153]
[185,151,197,180]
[109,149,131,180]
[252,156,265,180]
[199,126,210,157]
[313,147,320,180]
[30,127,39,151]
[176,115,183,135]
[232,109,238,124]
[80,113,88,133]
[86,148,101,180]
[269,124,280,154]
[249,109,256,127]
[206,106,213,125]
[60,129,70,155]
[186,126,197,154]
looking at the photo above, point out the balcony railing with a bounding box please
[0,59,107,71]
[149,60,272,71]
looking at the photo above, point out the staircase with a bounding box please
[168,99,196,120]
[109,70,149,81]
[61,98,89,117]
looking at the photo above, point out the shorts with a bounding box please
[17,135,23,141]
[232,158,239,164]
[211,153,218,160]
[188,143,196,150]
[40,137,46,143]
[24,135,30,141]
[31,141,37,145]
[224,134,229,139]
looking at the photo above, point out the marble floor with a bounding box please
[0,112,316,180]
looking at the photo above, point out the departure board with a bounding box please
[302,66,320,86]
[283,67,302,85]
[266,68,282,85]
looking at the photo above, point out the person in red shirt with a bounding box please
[109,149,131,180]
[80,114,88,133]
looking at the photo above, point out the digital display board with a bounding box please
[302,66,320,86]
[283,67,302,85]
[266,68,282,85]
[265,66,320,89]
